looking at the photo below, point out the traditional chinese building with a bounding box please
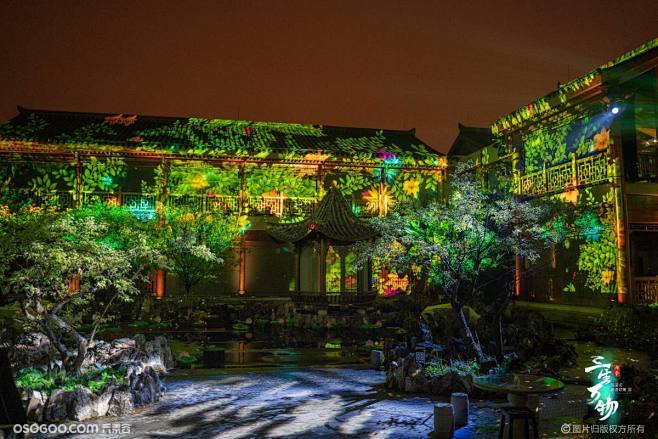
[450,38,658,306]
[0,107,445,302]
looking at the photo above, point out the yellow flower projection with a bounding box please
[189,174,209,190]
[181,212,196,222]
[0,205,13,219]
[560,188,579,204]
[601,270,615,285]
[593,128,610,152]
[237,215,252,234]
[304,150,330,162]
[363,186,395,215]
[402,179,421,198]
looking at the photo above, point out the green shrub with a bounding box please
[15,367,125,395]
[424,359,480,378]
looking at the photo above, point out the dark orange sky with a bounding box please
[0,1,655,152]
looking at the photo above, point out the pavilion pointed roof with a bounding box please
[267,187,378,243]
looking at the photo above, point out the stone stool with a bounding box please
[433,402,454,439]
[451,392,469,426]
[498,406,538,439]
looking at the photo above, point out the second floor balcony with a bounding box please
[518,152,610,197]
[16,189,378,220]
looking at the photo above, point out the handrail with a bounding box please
[517,152,609,196]
[634,277,658,304]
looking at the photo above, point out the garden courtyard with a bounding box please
[35,366,590,439]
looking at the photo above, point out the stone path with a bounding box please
[37,368,587,438]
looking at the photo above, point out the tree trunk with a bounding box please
[44,312,87,376]
[184,283,193,320]
[452,302,487,363]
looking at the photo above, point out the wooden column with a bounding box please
[152,269,165,299]
[318,239,327,294]
[158,157,170,210]
[514,255,523,297]
[74,151,82,207]
[367,257,373,291]
[294,244,301,293]
[238,246,246,295]
[239,164,246,215]
[339,251,346,293]
[611,112,632,304]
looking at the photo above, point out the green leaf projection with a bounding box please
[522,115,612,173]
[245,166,315,198]
[166,162,240,195]
[25,157,127,193]
[577,218,616,294]
[547,187,618,295]
[0,113,48,139]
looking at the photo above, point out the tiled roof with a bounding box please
[492,38,658,134]
[447,123,493,156]
[0,107,441,164]
[267,187,377,243]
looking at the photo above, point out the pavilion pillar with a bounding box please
[294,244,301,293]
[339,249,347,293]
[238,246,246,295]
[318,239,327,295]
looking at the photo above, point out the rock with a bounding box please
[43,389,73,422]
[24,389,47,422]
[428,371,474,396]
[9,332,53,371]
[106,388,134,417]
[69,387,95,421]
[128,366,164,406]
[133,334,146,349]
[144,336,174,370]
[90,385,115,418]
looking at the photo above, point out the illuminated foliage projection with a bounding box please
[24,156,127,194]
[523,116,612,173]
[547,187,618,295]
[166,162,240,195]
[245,165,315,198]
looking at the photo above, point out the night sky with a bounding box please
[0,1,655,152]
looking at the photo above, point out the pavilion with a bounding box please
[268,186,378,307]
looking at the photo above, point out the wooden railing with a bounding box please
[518,153,609,197]
[634,277,658,304]
[19,190,320,220]
[637,152,658,181]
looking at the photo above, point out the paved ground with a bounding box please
[36,367,589,439]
